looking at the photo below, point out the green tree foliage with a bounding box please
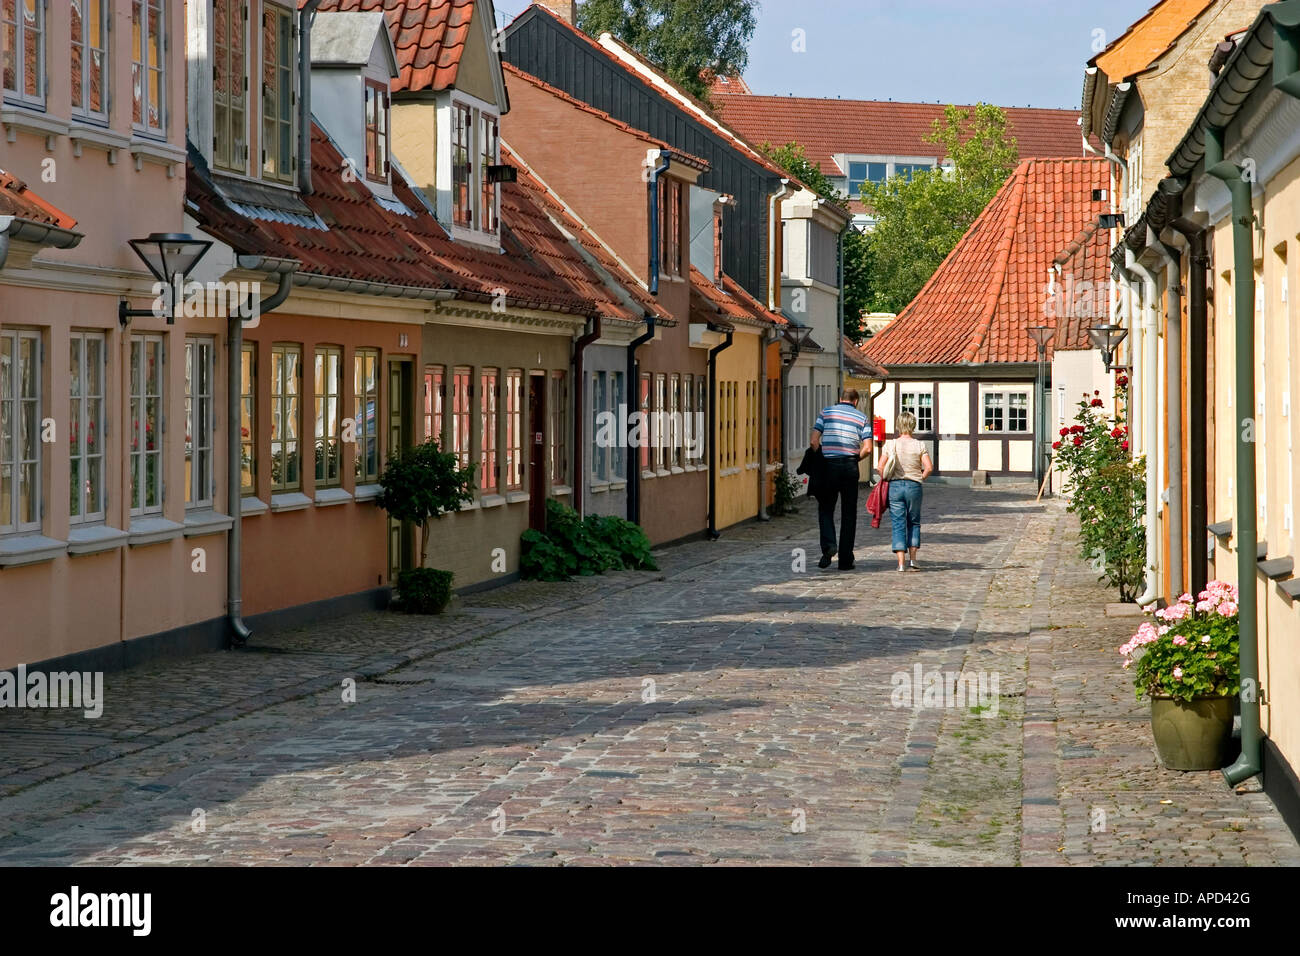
[859,103,1019,314]
[577,0,758,102]
[374,438,476,565]
[760,141,873,340]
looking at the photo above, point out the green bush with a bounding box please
[1052,393,1146,602]
[771,465,802,516]
[374,438,476,565]
[520,499,658,581]
[394,568,454,615]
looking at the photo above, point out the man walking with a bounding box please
[810,389,872,570]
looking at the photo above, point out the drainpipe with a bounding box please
[571,316,602,517]
[626,316,656,525]
[226,256,299,646]
[869,379,886,469]
[707,330,734,538]
[758,325,778,520]
[768,179,793,312]
[1167,219,1210,596]
[837,222,848,392]
[647,150,672,295]
[1206,125,1262,785]
[297,1,323,196]
[1126,251,1162,608]
[1149,234,1184,601]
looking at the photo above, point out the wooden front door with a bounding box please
[387,360,414,581]
[529,372,547,529]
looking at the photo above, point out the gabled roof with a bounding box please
[511,3,804,188]
[712,95,1086,178]
[842,335,888,379]
[310,11,399,73]
[688,265,785,328]
[309,0,477,93]
[0,169,78,230]
[863,158,1110,367]
[1049,219,1111,353]
[187,124,597,315]
[503,63,710,170]
[502,141,671,324]
[1090,0,1216,79]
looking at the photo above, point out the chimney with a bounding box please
[537,1,576,24]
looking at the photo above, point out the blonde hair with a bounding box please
[896,411,917,435]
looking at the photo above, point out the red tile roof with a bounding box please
[502,141,670,323]
[1049,220,1111,353]
[502,64,710,171]
[0,168,78,230]
[704,72,751,97]
[712,95,1087,178]
[862,158,1110,367]
[842,335,888,379]
[689,266,785,327]
[309,0,477,93]
[187,124,598,315]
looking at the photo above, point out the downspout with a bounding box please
[869,379,886,468]
[707,330,734,539]
[767,179,793,312]
[1149,234,1184,602]
[297,0,323,196]
[626,316,655,525]
[1206,125,1262,785]
[647,150,672,295]
[1168,219,1210,596]
[1126,250,1162,608]
[758,325,777,521]
[571,316,602,517]
[227,257,299,646]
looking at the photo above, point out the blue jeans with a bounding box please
[888,479,922,552]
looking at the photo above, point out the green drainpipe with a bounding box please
[1272,3,1300,98]
[1204,125,1261,786]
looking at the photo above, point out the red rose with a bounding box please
[1117,375,1129,387]
[1094,390,1100,396]
[1121,440,1129,451]
[1052,441,1062,450]
[1110,427,1124,439]
[1090,398,1104,407]
[1059,427,1069,437]
[1072,436,1084,447]
[1071,425,1085,434]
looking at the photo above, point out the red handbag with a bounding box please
[866,478,889,528]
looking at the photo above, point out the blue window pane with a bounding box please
[868,162,887,183]
[848,161,867,179]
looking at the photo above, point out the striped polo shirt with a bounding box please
[814,403,871,458]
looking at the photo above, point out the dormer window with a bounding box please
[449,99,499,235]
[132,0,166,136]
[212,0,295,183]
[2,0,44,107]
[71,0,109,122]
[365,80,389,182]
[261,3,294,183]
[658,176,682,277]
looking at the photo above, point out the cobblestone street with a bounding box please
[1,485,1296,866]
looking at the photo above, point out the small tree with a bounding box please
[374,439,476,566]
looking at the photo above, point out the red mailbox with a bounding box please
[873,417,886,442]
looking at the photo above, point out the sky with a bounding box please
[492,0,1156,110]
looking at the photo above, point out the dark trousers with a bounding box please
[817,455,861,568]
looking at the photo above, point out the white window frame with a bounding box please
[132,0,166,137]
[129,333,165,516]
[260,2,295,184]
[185,337,216,509]
[1,0,44,108]
[213,0,249,174]
[1,329,42,534]
[981,388,1032,435]
[900,389,934,434]
[71,0,110,122]
[448,96,500,240]
[70,330,107,525]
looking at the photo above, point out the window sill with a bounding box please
[1259,556,1294,580]
[765,463,782,473]
[269,492,313,513]
[354,483,383,503]
[609,480,628,491]
[654,469,672,479]
[746,462,760,471]
[480,493,507,509]
[1,104,67,147]
[67,525,129,556]
[314,488,353,508]
[129,136,186,176]
[241,496,270,516]
[68,121,131,162]
[641,470,656,480]
[183,510,235,537]
[128,516,185,547]
[670,466,686,476]
[457,498,480,512]
[506,490,530,504]
[590,481,611,494]
[720,467,742,477]
[552,484,572,497]
[0,533,68,567]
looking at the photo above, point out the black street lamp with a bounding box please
[119,233,213,325]
[1087,323,1130,373]
[1027,325,1055,491]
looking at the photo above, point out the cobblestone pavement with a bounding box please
[1,485,1296,866]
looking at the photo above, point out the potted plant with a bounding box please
[374,438,476,614]
[1120,581,1241,770]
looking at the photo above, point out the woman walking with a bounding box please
[877,412,933,571]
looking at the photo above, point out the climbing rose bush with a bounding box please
[1120,581,1240,701]
[1052,393,1146,601]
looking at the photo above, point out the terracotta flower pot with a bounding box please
[1149,696,1234,771]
